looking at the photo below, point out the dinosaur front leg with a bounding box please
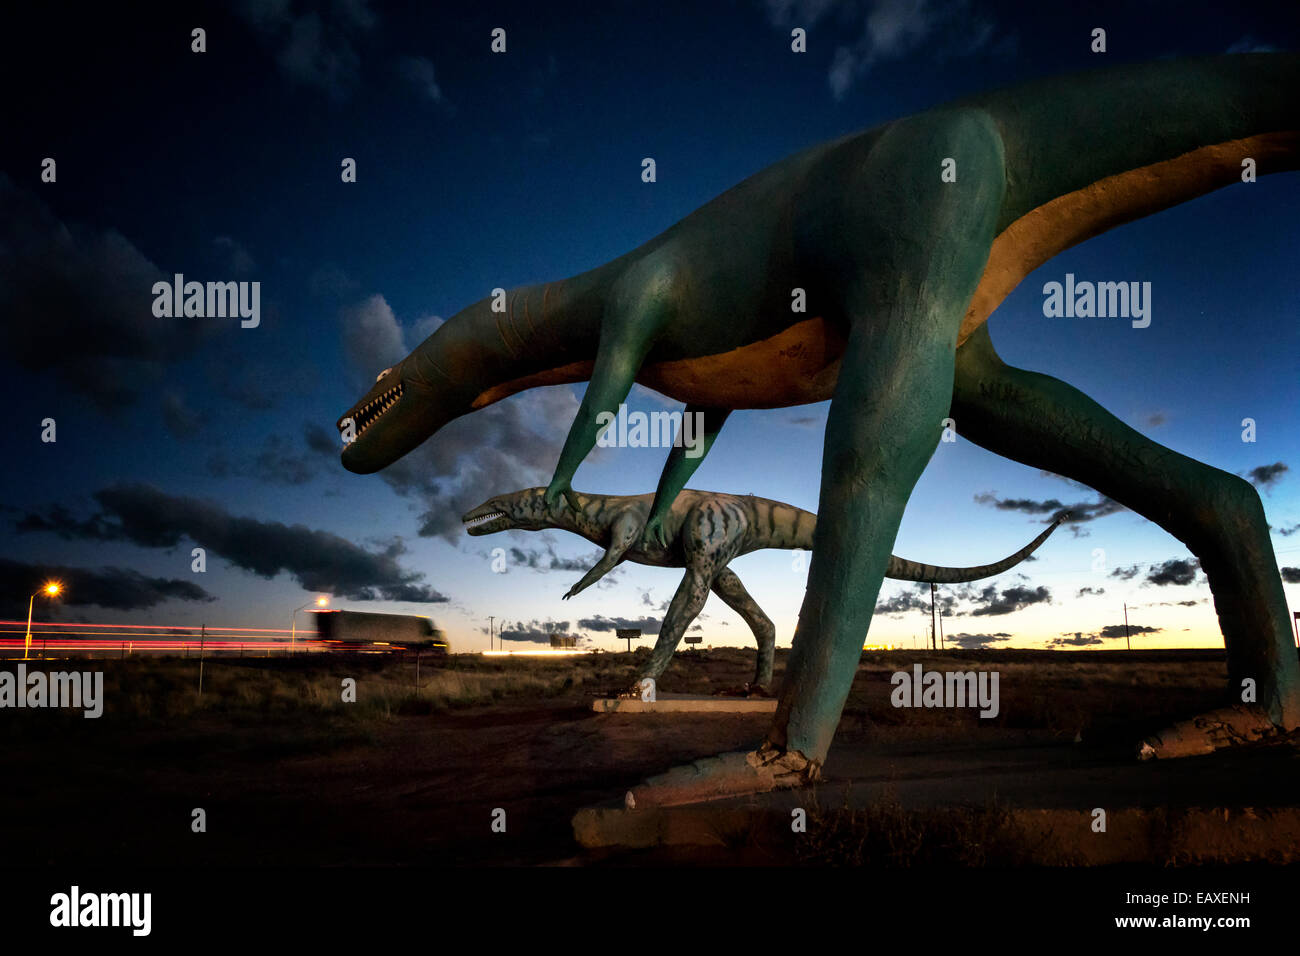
[952,324,1300,751]
[759,109,1007,777]
[562,513,640,600]
[709,568,776,691]
[644,404,731,547]
[626,108,1007,804]
[544,261,676,512]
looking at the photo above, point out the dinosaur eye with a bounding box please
[375,368,391,383]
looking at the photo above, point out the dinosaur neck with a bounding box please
[409,266,613,409]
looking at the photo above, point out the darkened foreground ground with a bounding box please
[1,647,1297,866]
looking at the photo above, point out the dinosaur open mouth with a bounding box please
[463,510,504,529]
[346,382,404,440]
[461,504,510,535]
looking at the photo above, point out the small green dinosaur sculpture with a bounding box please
[463,488,1063,690]
[340,54,1300,787]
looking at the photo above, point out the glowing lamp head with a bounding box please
[44,582,61,597]
[316,596,330,607]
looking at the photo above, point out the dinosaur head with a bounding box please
[461,488,552,536]
[337,299,503,474]
[337,283,599,475]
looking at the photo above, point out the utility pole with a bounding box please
[938,594,945,649]
[1123,602,1131,650]
[488,616,495,651]
[930,583,937,650]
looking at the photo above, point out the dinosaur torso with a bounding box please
[460,55,1299,412]
[549,489,816,567]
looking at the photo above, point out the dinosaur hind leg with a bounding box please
[952,324,1300,749]
[636,569,711,689]
[710,567,776,690]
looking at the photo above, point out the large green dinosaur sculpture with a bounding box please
[339,54,1300,787]
[462,487,1063,690]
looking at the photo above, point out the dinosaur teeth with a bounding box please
[464,511,505,528]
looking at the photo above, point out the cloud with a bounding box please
[507,545,597,574]
[1046,633,1104,647]
[398,55,445,105]
[0,172,203,410]
[1110,565,1140,581]
[0,557,213,618]
[875,586,932,616]
[16,484,447,603]
[786,412,823,429]
[497,619,570,644]
[1099,624,1160,638]
[820,0,1005,100]
[1144,412,1167,427]
[1226,37,1278,54]
[1274,523,1300,537]
[304,422,339,456]
[341,294,408,389]
[944,631,1011,649]
[973,492,1124,527]
[1248,462,1288,490]
[1144,558,1198,587]
[237,0,377,98]
[577,615,662,635]
[367,384,582,544]
[1076,586,1105,597]
[1282,567,1300,584]
[763,0,839,27]
[208,434,322,486]
[969,584,1051,617]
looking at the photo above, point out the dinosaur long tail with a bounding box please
[885,516,1065,584]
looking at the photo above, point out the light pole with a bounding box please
[292,595,330,654]
[24,581,62,661]
[489,616,495,652]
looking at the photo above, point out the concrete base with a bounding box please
[573,800,1300,864]
[572,728,1300,863]
[591,693,777,714]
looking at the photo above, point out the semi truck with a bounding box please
[313,609,449,655]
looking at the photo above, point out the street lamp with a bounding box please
[24,581,62,661]
[291,595,330,654]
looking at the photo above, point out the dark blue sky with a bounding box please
[2,0,1298,651]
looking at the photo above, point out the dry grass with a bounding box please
[795,788,1024,866]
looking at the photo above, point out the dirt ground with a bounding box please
[2,647,1297,866]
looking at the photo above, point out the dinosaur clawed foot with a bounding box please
[1136,704,1284,760]
[642,514,670,549]
[543,480,581,514]
[623,745,819,809]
